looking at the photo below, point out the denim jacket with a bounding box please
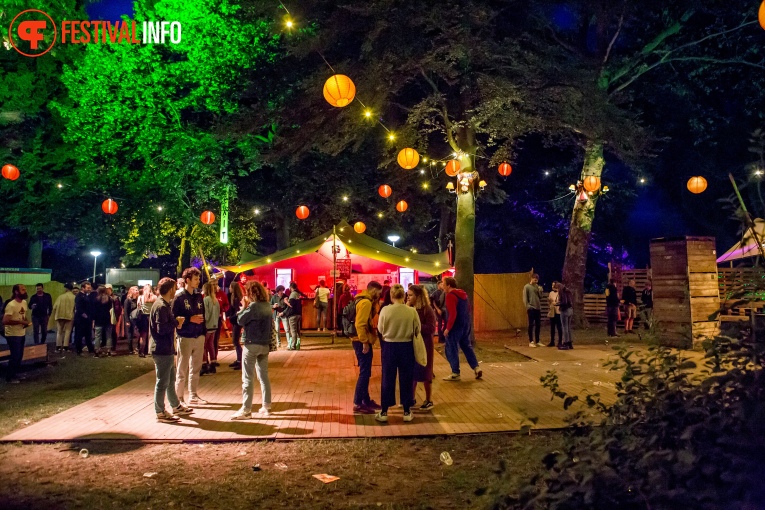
[237,301,272,346]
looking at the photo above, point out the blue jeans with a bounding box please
[273,316,288,348]
[241,343,271,411]
[316,301,328,329]
[232,324,243,362]
[561,308,574,345]
[4,336,25,381]
[32,316,48,344]
[445,330,479,375]
[153,354,180,413]
[287,315,301,349]
[94,325,113,351]
[352,341,373,406]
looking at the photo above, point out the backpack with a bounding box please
[342,296,371,337]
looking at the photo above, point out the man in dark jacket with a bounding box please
[442,277,483,381]
[172,267,206,405]
[605,279,620,337]
[150,277,193,423]
[74,282,96,356]
[28,283,52,345]
[430,280,447,344]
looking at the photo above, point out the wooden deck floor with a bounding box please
[2,338,624,443]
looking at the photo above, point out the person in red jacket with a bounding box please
[442,277,482,381]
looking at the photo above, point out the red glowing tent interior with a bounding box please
[215,221,450,290]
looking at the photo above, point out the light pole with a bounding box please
[387,235,400,248]
[90,251,102,283]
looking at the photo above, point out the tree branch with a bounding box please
[420,69,459,151]
[602,12,624,66]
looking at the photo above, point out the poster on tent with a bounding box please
[351,273,397,292]
[337,259,351,280]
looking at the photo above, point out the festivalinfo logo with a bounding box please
[7,9,182,57]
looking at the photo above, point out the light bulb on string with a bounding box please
[388,133,395,141]
[364,109,372,118]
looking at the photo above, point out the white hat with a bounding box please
[104,283,113,289]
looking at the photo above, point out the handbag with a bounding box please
[110,307,117,325]
[413,331,427,366]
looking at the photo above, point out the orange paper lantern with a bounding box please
[323,74,356,107]
[296,205,310,220]
[200,211,216,225]
[445,160,460,177]
[1,164,20,181]
[397,148,420,169]
[498,162,512,177]
[101,198,118,215]
[759,1,765,30]
[582,175,601,193]
[378,184,392,198]
[354,221,366,234]
[687,176,707,194]
[396,200,408,213]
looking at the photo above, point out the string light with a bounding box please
[57,183,63,189]
[285,19,293,28]
[388,133,395,141]
[342,195,349,201]
[422,182,429,189]
[254,208,260,215]
[364,109,372,118]
[157,206,163,211]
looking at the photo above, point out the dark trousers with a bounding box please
[352,341,373,406]
[74,320,95,354]
[232,324,242,362]
[527,308,541,343]
[380,341,415,413]
[550,314,562,345]
[126,318,137,351]
[32,316,48,345]
[213,319,223,360]
[607,306,619,336]
[436,311,446,343]
[5,336,25,381]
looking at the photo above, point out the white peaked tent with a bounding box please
[716,218,765,263]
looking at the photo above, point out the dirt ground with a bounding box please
[0,432,560,510]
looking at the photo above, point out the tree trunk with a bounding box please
[27,239,43,268]
[275,213,289,250]
[177,234,191,277]
[562,141,605,327]
[437,203,450,252]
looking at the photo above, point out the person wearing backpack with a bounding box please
[557,283,574,350]
[347,281,383,414]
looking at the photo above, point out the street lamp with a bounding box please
[90,251,102,283]
[387,235,400,248]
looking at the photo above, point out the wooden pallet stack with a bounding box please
[650,236,720,348]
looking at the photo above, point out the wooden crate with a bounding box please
[650,236,720,348]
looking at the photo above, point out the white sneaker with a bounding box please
[157,411,180,423]
[529,342,537,348]
[374,411,388,422]
[258,406,271,416]
[189,395,208,405]
[443,373,461,381]
[230,409,252,420]
[403,412,413,422]
[172,403,194,416]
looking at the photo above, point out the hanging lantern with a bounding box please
[397,148,420,169]
[296,205,310,220]
[1,164,20,181]
[582,175,601,193]
[396,200,408,213]
[498,162,512,177]
[101,198,118,215]
[354,221,366,234]
[760,1,765,30]
[445,160,460,177]
[323,74,356,107]
[378,184,392,198]
[200,210,216,225]
[687,176,707,194]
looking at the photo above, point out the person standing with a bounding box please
[622,279,638,334]
[523,274,543,347]
[201,281,220,376]
[546,281,562,347]
[380,280,391,308]
[74,282,96,357]
[173,267,207,405]
[270,285,286,348]
[52,283,76,353]
[123,286,138,354]
[407,285,437,410]
[228,281,244,369]
[606,279,620,337]
[105,284,122,350]
[558,283,574,349]
[641,280,653,330]
[231,281,274,420]
[375,284,420,423]
[2,284,30,383]
[150,277,193,423]
[430,280,447,344]
[136,284,156,357]
[175,278,186,297]
[350,281,383,413]
[285,282,305,350]
[314,280,331,331]
[93,286,114,356]
[212,281,229,366]
[28,283,52,346]
[442,277,483,381]
[336,284,353,336]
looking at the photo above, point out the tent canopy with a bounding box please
[216,221,450,275]
[717,218,765,263]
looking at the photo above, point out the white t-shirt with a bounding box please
[4,299,28,337]
[316,287,331,303]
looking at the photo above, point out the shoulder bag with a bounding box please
[412,309,427,366]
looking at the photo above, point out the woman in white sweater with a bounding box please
[375,284,421,423]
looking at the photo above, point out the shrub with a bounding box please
[495,337,765,510]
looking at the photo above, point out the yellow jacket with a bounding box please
[53,291,76,321]
[354,291,379,345]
